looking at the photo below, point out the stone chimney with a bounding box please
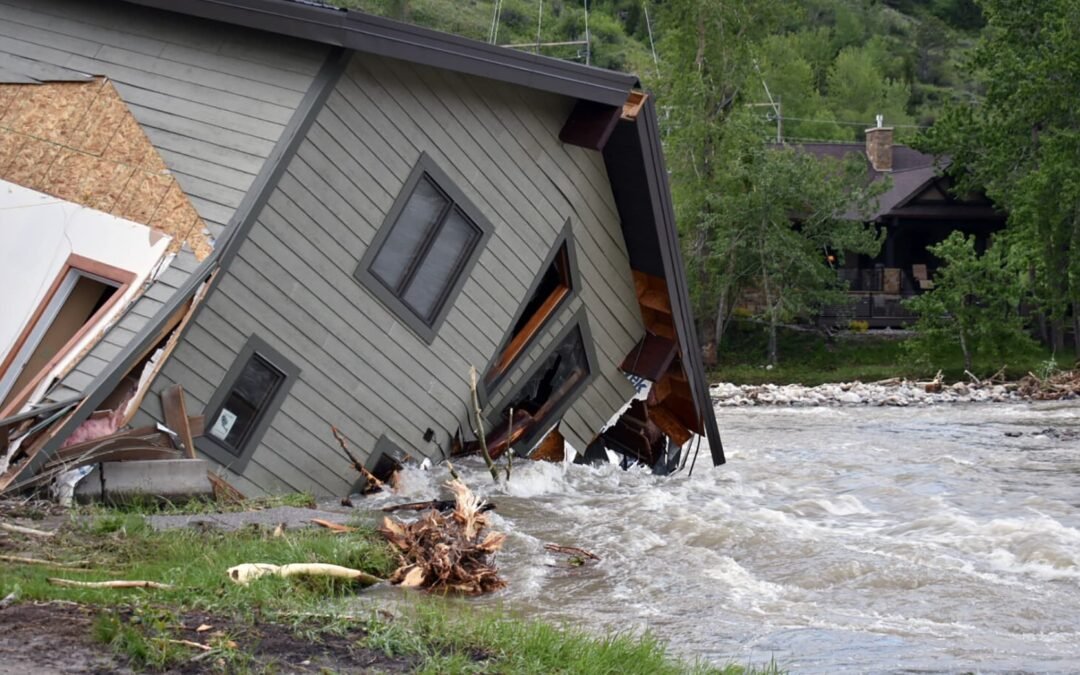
[864,114,893,172]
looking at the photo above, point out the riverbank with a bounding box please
[711,379,1016,407]
[0,498,771,674]
[709,323,1054,386]
[711,367,1080,407]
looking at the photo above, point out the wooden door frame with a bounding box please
[0,254,135,418]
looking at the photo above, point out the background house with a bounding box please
[801,121,1006,327]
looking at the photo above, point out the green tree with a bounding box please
[657,0,793,351]
[918,0,1080,357]
[905,232,1038,372]
[712,114,883,365]
[825,45,912,138]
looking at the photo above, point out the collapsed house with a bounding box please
[0,0,723,499]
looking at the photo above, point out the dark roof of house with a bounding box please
[791,141,946,220]
[11,0,723,483]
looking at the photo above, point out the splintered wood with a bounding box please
[0,79,210,258]
[378,480,506,595]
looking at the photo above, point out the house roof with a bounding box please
[121,0,639,107]
[10,0,723,483]
[791,141,946,221]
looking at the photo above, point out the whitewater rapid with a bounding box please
[362,401,1080,674]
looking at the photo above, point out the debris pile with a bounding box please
[1016,368,1080,401]
[378,480,506,595]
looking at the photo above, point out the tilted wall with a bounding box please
[0,0,327,241]
[144,52,644,496]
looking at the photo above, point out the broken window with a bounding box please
[201,335,299,468]
[491,319,594,452]
[355,154,492,343]
[486,241,572,386]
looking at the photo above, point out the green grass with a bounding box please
[76,490,317,517]
[1,508,780,674]
[711,321,1052,386]
[360,600,778,675]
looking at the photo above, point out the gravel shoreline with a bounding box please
[710,380,1019,407]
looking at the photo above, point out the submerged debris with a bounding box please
[378,479,506,595]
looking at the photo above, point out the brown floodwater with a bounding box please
[363,401,1080,674]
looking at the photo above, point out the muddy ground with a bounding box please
[0,601,417,674]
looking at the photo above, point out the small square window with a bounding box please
[208,355,284,454]
[199,335,299,471]
[356,154,493,343]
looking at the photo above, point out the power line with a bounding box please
[771,113,930,129]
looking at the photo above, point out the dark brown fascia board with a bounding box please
[12,47,351,486]
[635,99,725,465]
[118,0,638,107]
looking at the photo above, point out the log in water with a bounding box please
[361,401,1080,673]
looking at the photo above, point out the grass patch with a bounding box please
[711,321,1052,386]
[0,507,781,673]
[76,491,317,517]
[360,600,777,674]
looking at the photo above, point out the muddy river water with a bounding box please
[368,401,1080,673]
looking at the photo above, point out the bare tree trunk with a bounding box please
[767,314,779,367]
[958,325,972,373]
[1052,318,1066,356]
[759,248,778,367]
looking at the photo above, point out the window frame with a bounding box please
[354,153,494,344]
[482,219,578,397]
[487,309,598,453]
[198,334,300,473]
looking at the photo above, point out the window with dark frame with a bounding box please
[485,242,572,385]
[200,335,299,469]
[207,354,285,455]
[355,154,492,342]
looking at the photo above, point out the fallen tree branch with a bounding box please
[310,518,356,533]
[0,522,55,538]
[226,562,382,587]
[469,367,499,482]
[381,498,496,514]
[47,578,173,589]
[331,426,384,492]
[544,543,601,561]
[0,554,89,569]
[164,638,212,652]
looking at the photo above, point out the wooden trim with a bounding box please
[0,254,136,418]
[485,241,572,386]
[489,285,568,380]
[621,90,648,121]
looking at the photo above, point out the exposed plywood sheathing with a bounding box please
[0,79,211,259]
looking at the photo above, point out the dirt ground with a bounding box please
[0,602,129,675]
[0,602,418,674]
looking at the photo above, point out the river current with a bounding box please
[368,401,1080,674]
